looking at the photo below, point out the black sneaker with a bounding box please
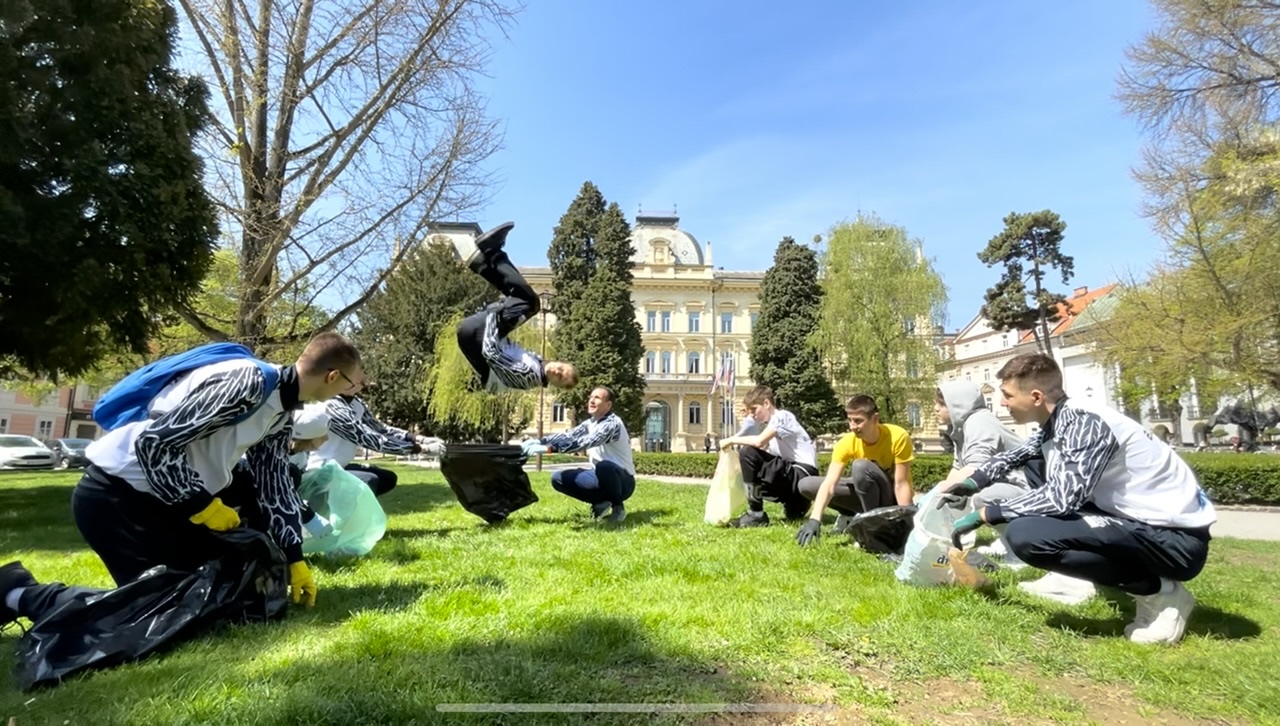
[731,510,770,528]
[0,561,37,629]
[475,221,515,257]
[591,501,612,520]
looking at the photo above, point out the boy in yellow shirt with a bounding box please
[796,394,915,545]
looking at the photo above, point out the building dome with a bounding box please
[630,211,704,267]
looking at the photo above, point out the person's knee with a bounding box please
[378,468,398,494]
[737,446,764,470]
[551,470,568,492]
[848,460,881,491]
[1003,518,1042,561]
[797,475,823,501]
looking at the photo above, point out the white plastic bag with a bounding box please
[704,450,746,526]
[896,486,971,586]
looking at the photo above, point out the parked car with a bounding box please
[0,435,56,470]
[45,437,93,469]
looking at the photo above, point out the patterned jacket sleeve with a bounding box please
[986,408,1120,524]
[542,415,624,454]
[134,365,267,517]
[244,416,305,562]
[326,398,417,455]
[970,428,1044,489]
[359,402,412,441]
[481,311,546,390]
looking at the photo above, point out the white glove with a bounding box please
[521,439,549,457]
[303,514,334,539]
[415,435,445,457]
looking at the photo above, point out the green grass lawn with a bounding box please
[1,466,1276,725]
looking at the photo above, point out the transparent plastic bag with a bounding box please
[298,461,388,557]
[704,450,747,526]
[896,486,969,586]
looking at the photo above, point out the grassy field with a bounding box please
[0,465,1276,725]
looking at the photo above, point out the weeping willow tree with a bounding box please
[426,313,545,442]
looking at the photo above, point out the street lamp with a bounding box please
[536,291,555,471]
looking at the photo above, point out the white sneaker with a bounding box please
[1129,579,1195,645]
[1018,571,1097,606]
[978,538,1028,570]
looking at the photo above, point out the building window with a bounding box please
[687,352,701,374]
[907,403,922,428]
[905,356,919,379]
[688,312,700,333]
[965,371,971,381]
[37,420,53,439]
[720,312,733,334]
[904,317,916,335]
[646,311,657,332]
[720,351,734,375]
[0,417,7,434]
[661,351,673,374]
[984,396,993,410]
[552,401,566,424]
[1002,335,1010,348]
[661,311,671,333]
[644,351,656,374]
[983,368,990,381]
[689,402,702,425]
[749,312,759,330]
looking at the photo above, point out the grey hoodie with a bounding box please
[940,381,1026,481]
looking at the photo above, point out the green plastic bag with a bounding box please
[298,461,388,557]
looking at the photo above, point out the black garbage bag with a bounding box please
[845,504,917,555]
[14,528,288,691]
[440,443,539,524]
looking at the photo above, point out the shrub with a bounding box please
[628,450,1280,505]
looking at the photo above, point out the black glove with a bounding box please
[795,519,821,547]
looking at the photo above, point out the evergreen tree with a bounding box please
[547,182,605,369]
[562,202,646,431]
[749,237,844,434]
[978,210,1074,355]
[352,241,494,435]
[0,0,218,377]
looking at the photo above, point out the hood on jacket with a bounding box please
[939,380,989,429]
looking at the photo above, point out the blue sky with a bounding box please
[470,0,1162,329]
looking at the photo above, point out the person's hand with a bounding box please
[289,561,318,607]
[521,439,549,457]
[951,510,985,550]
[416,436,445,457]
[303,513,334,539]
[718,438,736,451]
[935,478,981,510]
[795,519,821,547]
[189,498,241,531]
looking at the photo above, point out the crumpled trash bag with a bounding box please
[14,528,288,691]
[298,461,388,557]
[439,443,538,524]
[844,504,917,555]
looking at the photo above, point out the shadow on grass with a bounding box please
[0,484,85,553]
[375,479,460,517]
[976,583,1265,641]
[512,507,680,531]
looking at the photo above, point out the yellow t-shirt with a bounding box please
[832,423,914,473]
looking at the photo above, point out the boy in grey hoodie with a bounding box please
[934,381,1033,559]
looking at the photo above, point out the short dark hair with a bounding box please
[299,332,361,373]
[743,385,775,408]
[594,385,615,402]
[996,354,1064,397]
[934,387,946,405]
[845,394,878,416]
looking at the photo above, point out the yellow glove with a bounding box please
[188,498,241,531]
[289,561,318,607]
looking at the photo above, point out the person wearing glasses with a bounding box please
[450,221,578,392]
[0,333,363,632]
[302,377,445,497]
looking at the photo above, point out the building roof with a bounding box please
[1018,283,1118,343]
[426,221,483,235]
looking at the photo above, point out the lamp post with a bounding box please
[536,291,555,471]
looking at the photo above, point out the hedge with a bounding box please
[621,451,1280,506]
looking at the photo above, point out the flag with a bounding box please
[709,359,724,395]
[726,357,736,399]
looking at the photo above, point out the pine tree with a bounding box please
[978,210,1074,355]
[749,237,844,434]
[1,0,218,377]
[562,202,646,431]
[547,182,605,370]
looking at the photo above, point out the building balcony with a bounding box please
[1146,407,1175,422]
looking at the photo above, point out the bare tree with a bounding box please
[175,0,518,347]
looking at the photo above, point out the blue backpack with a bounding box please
[93,342,281,431]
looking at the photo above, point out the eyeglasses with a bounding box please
[333,369,357,389]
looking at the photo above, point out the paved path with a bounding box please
[394,458,1280,542]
